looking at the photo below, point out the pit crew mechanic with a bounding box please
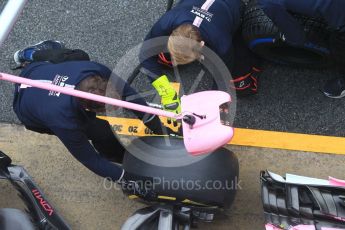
[140,0,262,119]
[12,40,171,197]
[258,0,345,98]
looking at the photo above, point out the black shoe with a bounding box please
[14,40,65,65]
[231,67,261,97]
[322,77,345,98]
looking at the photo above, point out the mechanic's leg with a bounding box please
[14,40,90,67]
[230,29,263,96]
[33,49,90,63]
[24,125,54,135]
[85,117,125,163]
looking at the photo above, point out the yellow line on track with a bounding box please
[99,116,345,155]
[231,128,345,155]
[101,82,345,155]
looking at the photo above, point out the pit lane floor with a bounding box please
[1,0,345,229]
[1,123,345,230]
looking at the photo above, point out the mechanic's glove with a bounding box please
[143,115,182,136]
[152,75,181,126]
[118,171,157,200]
[230,67,261,97]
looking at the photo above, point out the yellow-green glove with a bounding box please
[152,75,181,125]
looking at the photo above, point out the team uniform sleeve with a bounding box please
[140,11,176,82]
[258,0,306,45]
[51,127,123,181]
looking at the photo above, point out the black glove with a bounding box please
[118,171,157,200]
[143,115,181,136]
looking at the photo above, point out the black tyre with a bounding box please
[242,0,332,68]
[123,136,239,209]
[0,209,35,230]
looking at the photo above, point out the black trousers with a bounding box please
[33,48,90,63]
[25,48,125,163]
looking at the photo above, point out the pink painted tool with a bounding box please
[0,73,233,155]
[181,91,233,155]
[329,177,345,187]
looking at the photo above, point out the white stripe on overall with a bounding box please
[20,80,74,89]
[192,0,215,27]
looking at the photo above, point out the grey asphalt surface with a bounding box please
[1,1,345,230]
[1,0,345,137]
[0,0,167,122]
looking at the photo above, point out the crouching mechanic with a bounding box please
[12,40,170,198]
[258,0,345,98]
[140,0,263,119]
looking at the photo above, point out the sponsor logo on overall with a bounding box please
[49,74,69,97]
[32,189,54,216]
[190,6,213,22]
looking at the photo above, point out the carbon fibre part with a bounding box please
[261,170,345,229]
[0,151,70,230]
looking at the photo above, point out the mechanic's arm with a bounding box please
[109,77,175,134]
[51,127,123,181]
[140,40,180,115]
[141,11,174,78]
[140,11,175,81]
[258,0,306,45]
[139,11,181,114]
[123,79,177,133]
